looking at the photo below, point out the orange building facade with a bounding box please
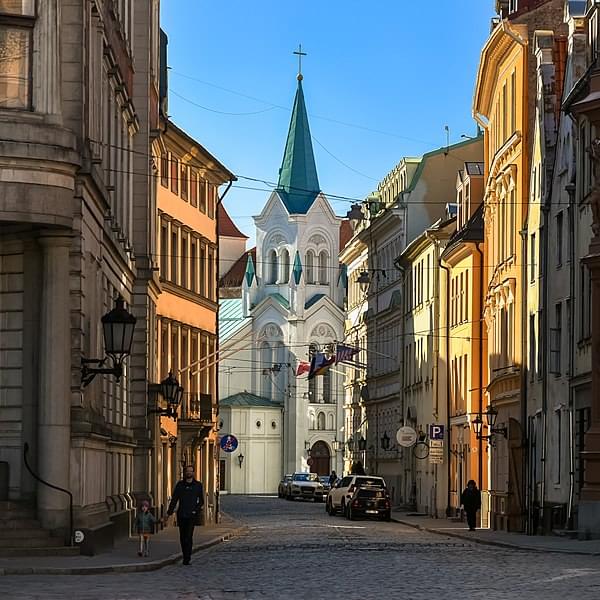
[154,121,235,524]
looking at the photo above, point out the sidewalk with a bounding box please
[391,510,600,555]
[0,516,248,576]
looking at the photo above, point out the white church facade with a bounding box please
[218,73,349,493]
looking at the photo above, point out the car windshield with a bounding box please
[355,477,385,488]
[319,476,329,484]
[293,473,318,481]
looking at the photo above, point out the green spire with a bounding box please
[276,78,320,214]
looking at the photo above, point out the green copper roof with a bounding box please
[276,79,320,214]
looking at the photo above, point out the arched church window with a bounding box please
[310,412,316,430]
[322,369,331,404]
[328,413,334,430]
[267,249,278,284]
[260,342,272,399]
[305,250,315,284]
[318,251,329,284]
[280,248,290,284]
[317,412,326,430]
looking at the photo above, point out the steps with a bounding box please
[0,501,80,557]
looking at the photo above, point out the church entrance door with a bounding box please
[309,441,331,475]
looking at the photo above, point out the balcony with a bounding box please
[180,392,213,423]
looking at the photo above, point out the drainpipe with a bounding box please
[520,223,529,534]
[475,242,485,492]
[566,182,576,528]
[438,256,452,517]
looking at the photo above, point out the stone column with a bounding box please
[37,233,72,531]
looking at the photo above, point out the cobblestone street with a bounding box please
[1,496,600,599]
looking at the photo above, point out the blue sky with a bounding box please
[161,1,493,243]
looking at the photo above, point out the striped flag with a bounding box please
[307,352,335,379]
[296,361,311,377]
[335,343,359,364]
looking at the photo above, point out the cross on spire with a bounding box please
[293,44,307,81]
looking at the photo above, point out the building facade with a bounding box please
[154,120,235,524]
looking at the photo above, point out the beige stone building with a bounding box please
[0,0,167,553]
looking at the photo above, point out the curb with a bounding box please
[0,526,248,576]
[392,517,600,556]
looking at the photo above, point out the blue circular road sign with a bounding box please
[220,434,238,453]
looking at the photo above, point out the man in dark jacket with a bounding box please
[167,465,204,565]
[460,479,482,531]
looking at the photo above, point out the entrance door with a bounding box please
[309,441,331,475]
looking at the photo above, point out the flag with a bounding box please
[308,352,335,379]
[296,361,311,377]
[335,343,359,364]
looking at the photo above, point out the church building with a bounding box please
[218,70,349,493]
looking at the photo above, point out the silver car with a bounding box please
[285,472,324,502]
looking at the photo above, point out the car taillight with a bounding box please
[352,500,359,507]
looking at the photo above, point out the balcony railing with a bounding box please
[181,392,213,422]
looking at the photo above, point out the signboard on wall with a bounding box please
[220,434,238,453]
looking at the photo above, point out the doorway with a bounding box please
[309,441,331,475]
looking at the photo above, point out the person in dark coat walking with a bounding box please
[167,465,204,565]
[460,479,482,531]
[328,470,338,487]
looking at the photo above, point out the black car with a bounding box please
[346,486,391,521]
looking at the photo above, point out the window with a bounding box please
[280,248,290,284]
[317,412,326,430]
[170,156,178,195]
[207,247,215,301]
[180,163,188,200]
[208,183,215,218]
[268,249,278,284]
[199,179,207,213]
[510,71,516,134]
[530,233,536,283]
[160,154,169,188]
[323,370,331,403]
[529,313,536,381]
[200,243,206,297]
[556,212,563,267]
[318,251,328,284]
[190,170,198,207]
[580,263,592,340]
[305,250,315,284]
[190,239,197,293]
[171,229,178,284]
[181,232,188,289]
[0,1,35,109]
[555,409,562,485]
[550,303,562,375]
[160,222,168,278]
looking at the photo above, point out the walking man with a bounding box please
[460,479,482,531]
[167,465,204,565]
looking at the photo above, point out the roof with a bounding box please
[165,120,237,182]
[220,391,283,408]
[218,204,248,239]
[442,204,484,258]
[339,219,353,251]
[218,298,248,340]
[269,293,290,310]
[305,293,325,310]
[465,162,484,176]
[276,79,320,214]
[220,248,256,289]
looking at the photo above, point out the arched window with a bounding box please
[309,412,316,430]
[328,413,334,431]
[305,250,315,284]
[260,342,272,399]
[280,248,290,284]
[317,412,326,430]
[322,370,331,403]
[318,251,328,284]
[267,250,278,284]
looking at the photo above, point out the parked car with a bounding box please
[318,475,332,498]
[286,472,324,502]
[326,475,387,516]
[278,474,293,498]
[346,486,391,521]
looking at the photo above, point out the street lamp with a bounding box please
[357,271,371,294]
[149,371,184,420]
[472,407,507,441]
[485,405,498,428]
[358,436,367,451]
[472,414,484,438]
[381,432,390,451]
[81,296,136,387]
[238,453,245,468]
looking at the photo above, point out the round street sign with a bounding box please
[396,426,418,447]
[220,434,239,453]
[74,530,85,544]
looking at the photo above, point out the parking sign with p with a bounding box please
[429,424,444,440]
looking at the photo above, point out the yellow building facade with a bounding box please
[441,164,488,523]
[474,20,528,532]
[154,121,235,524]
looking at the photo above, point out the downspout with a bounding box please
[520,222,529,534]
[438,256,452,517]
[475,242,485,492]
[216,179,234,519]
[566,181,576,528]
